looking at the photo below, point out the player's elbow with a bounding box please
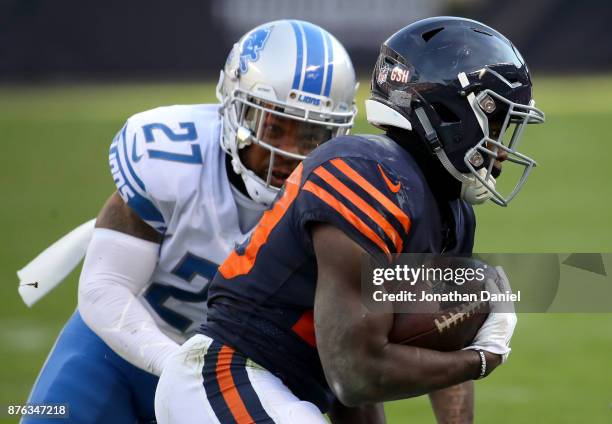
[326,343,430,405]
[78,276,103,306]
[77,262,129,333]
[332,388,363,408]
[329,368,397,407]
[328,376,375,407]
[77,276,108,328]
[324,350,388,406]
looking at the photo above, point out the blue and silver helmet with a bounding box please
[218,20,358,205]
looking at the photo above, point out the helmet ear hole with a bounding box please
[431,102,460,124]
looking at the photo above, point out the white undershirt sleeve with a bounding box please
[78,228,180,376]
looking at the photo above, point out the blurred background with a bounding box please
[1,0,612,422]
[3,0,612,80]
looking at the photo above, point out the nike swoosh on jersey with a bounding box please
[131,134,143,162]
[377,164,401,193]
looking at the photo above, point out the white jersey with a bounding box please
[108,104,264,342]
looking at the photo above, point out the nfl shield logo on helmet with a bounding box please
[377,62,389,86]
[239,26,272,74]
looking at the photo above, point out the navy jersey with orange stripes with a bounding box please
[201,134,476,412]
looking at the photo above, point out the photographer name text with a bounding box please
[372,290,521,303]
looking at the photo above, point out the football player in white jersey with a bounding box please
[23,20,357,424]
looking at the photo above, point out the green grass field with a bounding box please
[1,77,611,423]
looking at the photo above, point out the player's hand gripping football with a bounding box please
[465,266,517,370]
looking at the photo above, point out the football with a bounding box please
[387,257,496,351]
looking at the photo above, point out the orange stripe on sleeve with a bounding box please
[215,345,255,424]
[330,158,411,233]
[220,163,303,279]
[303,181,391,258]
[314,166,404,252]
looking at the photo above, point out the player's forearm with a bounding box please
[429,382,474,424]
[79,280,179,376]
[383,345,481,397]
[78,228,178,376]
[318,306,485,406]
[313,225,494,406]
[334,345,482,406]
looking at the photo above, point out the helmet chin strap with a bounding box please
[460,168,496,205]
[366,97,495,205]
[414,107,469,183]
[414,106,494,205]
[229,125,279,206]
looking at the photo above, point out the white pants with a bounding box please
[155,334,327,424]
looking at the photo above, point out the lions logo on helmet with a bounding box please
[239,26,272,74]
[217,20,358,205]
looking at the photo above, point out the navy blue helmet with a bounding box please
[366,16,545,206]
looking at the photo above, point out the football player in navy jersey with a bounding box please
[155,17,544,423]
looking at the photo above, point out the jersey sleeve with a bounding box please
[108,113,201,233]
[293,156,412,260]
